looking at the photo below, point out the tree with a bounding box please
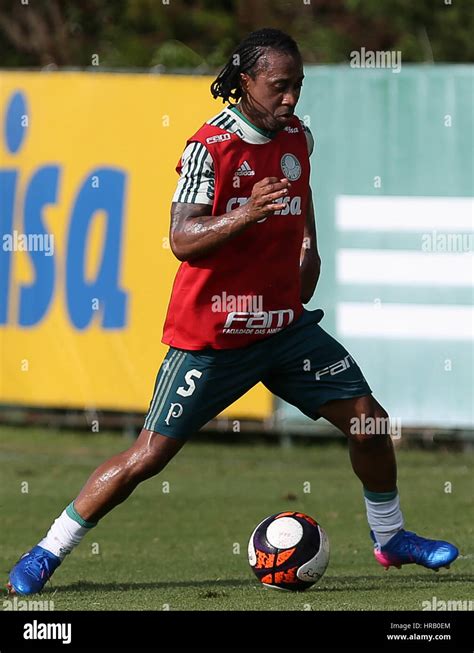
[0,0,472,69]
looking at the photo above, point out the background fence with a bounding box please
[287,64,473,430]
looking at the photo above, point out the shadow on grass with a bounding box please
[318,573,474,592]
[49,573,474,595]
[48,578,253,594]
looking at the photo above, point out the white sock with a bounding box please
[38,502,97,560]
[364,489,404,547]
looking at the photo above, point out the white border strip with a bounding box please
[337,250,474,286]
[337,303,474,340]
[336,196,474,232]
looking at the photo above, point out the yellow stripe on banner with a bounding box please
[0,72,272,420]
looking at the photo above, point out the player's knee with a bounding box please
[130,448,171,481]
[349,402,391,446]
[128,430,184,481]
[134,450,169,480]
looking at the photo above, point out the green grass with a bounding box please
[1,427,472,611]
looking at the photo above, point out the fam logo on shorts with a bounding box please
[281,153,301,181]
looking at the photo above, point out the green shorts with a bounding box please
[144,309,372,438]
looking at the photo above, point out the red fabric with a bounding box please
[162,116,310,350]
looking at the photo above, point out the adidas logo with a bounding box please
[235,160,255,176]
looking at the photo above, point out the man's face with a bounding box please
[240,49,304,131]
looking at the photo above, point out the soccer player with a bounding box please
[8,28,458,595]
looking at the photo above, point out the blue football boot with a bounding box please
[371,529,459,571]
[7,546,62,595]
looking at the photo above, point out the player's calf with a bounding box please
[74,429,185,522]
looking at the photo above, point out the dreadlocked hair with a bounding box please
[210,28,300,105]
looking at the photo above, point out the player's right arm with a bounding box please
[170,177,290,262]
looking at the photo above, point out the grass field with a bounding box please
[1,427,472,611]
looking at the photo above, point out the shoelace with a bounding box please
[23,553,56,578]
[393,531,425,562]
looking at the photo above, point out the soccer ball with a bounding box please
[248,511,329,591]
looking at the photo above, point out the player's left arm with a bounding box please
[300,187,321,304]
